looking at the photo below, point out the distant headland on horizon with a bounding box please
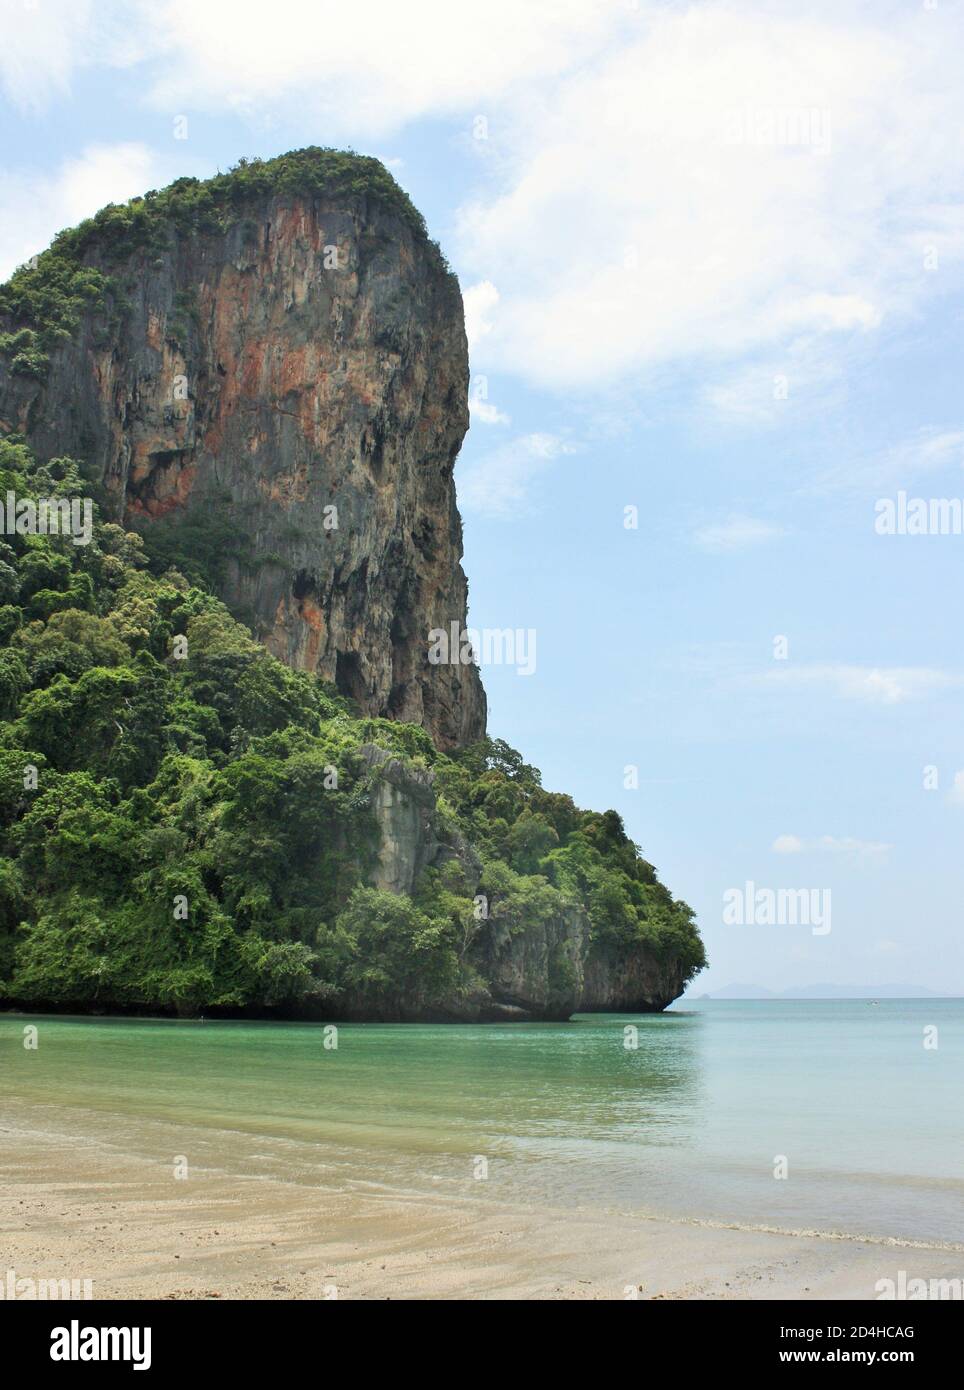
[682,983,958,1001]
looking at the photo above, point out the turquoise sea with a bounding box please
[3,1000,962,1245]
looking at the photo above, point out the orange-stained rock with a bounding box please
[0,162,486,750]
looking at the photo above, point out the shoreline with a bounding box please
[0,1004,679,1025]
[3,1102,962,1301]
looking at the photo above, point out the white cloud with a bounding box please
[463,281,500,354]
[5,1,964,403]
[790,293,881,334]
[703,368,790,425]
[468,348,511,426]
[773,833,891,863]
[877,428,964,487]
[754,664,961,704]
[455,5,964,390]
[693,514,785,553]
[772,834,804,854]
[812,426,964,495]
[457,433,575,518]
[0,0,143,111]
[0,143,169,280]
[139,0,620,136]
[0,0,92,110]
[470,397,510,427]
[701,336,848,425]
[2,0,618,126]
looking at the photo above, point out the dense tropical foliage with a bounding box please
[0,438,704,1015]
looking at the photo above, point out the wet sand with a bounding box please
[2,1100,962,1300]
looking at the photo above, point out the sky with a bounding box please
[1,0,964,994]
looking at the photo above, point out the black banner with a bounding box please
[1,1299,953,1373]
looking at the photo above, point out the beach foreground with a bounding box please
[3,1102,962,1301]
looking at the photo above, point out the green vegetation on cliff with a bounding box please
[0,147,445,378]
[0,439,704,1016]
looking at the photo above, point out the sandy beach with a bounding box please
[3,1100,962,1301]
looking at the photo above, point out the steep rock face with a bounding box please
[359,745,683,1020]
[360,744,483,897]
[580,945,686,1014]
[469,900,589,1021]
[0,179,486,749]
[360,744,440,895]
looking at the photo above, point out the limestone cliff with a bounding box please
[0,151,702,1021]
[0,150,485,750]
[358,746,684,1020]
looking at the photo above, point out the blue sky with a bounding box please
[2,0,964,992]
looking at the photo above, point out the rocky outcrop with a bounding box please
[581,945,686,1014]
[0,155,486,750]
[0,152,697,1022]
[360,744,440,895]
[469,899,589,1021]
[359,743,684,1020]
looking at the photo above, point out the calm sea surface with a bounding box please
[3,1000,962,1244]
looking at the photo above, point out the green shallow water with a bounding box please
[2,1000,962,1244]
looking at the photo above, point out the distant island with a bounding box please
[686,982,954,1000]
